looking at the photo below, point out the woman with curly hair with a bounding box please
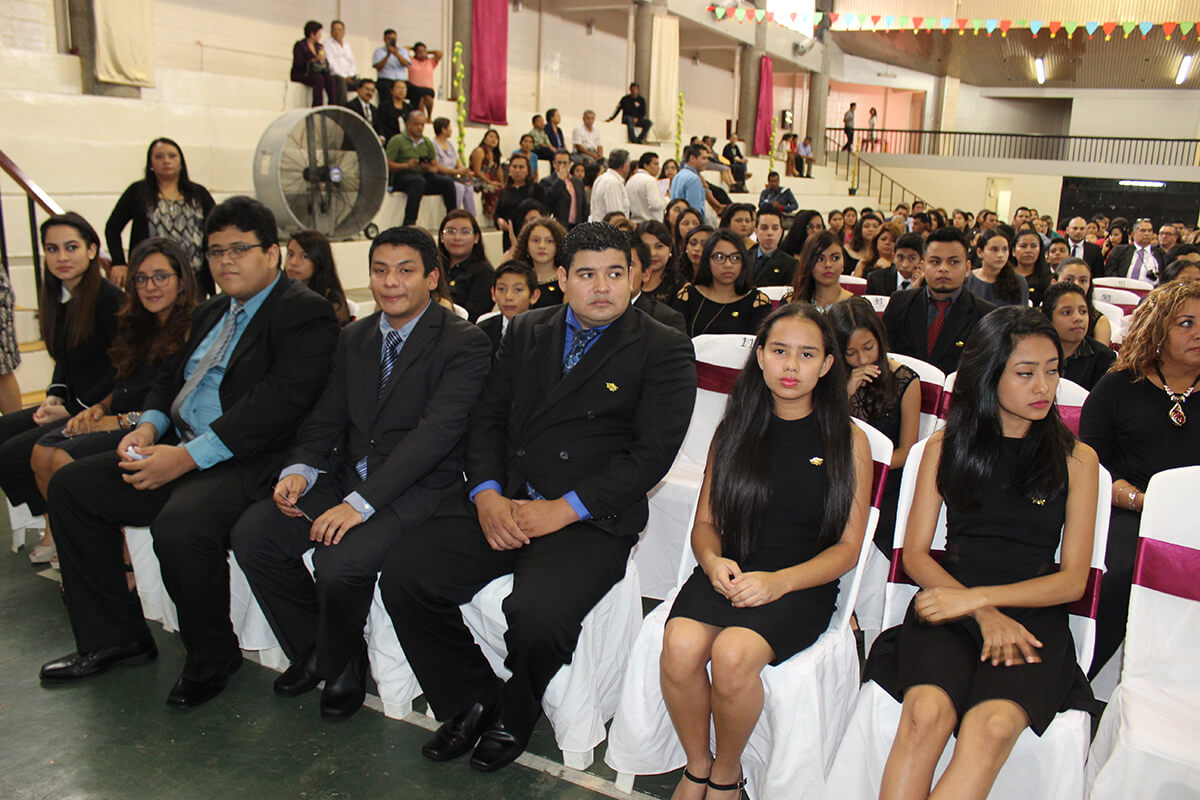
[843,211,882,276]
[1080,279,1200,676]
[512,215,566,309]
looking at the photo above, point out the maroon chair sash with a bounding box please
[1133,537,1200,603]
[695,361,740,394]
[919,381,942,416]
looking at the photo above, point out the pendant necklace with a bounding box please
[1155,366,1200,427]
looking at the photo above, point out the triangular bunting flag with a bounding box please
[828,13,839,24]
[1085,21,1099,38]
[1030,20,1043,37]
[941,17,952,32]
[971,18,983,35]
[884,15,896,29]
[899,16,910,28]
[999,20,1011,36]
[813,12,822,25]
[1103,22,1118,39]
[1049,21,1062,37]
[1064,22,1080,37]
[913,16,924,30]
[1139,21,1153,38]
[733,8,746,22]
[957,18,968,35]
[765,11,773,22]
[754,9,765,23]
[1163,22,1177,38]
[1183,22,1195,37]
[985,19,998,36]
[714,7,725,19]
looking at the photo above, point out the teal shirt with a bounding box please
[386,134,436,174]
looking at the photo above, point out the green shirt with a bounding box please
[386,134,436,174]
[529,127,551,148]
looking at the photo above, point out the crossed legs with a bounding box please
[660,619,774,798]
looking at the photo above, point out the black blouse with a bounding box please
[446,256,495,322]
[1061,338,1116,391]
[671,283,772,338]
[46,280,123,413]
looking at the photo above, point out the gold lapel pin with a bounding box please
[809,456,824,466]
[955,340,964,347]
[606,382,618,392]
[1031,497,1046,506]
[731,311,740,317]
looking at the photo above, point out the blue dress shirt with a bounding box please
[669,164,706,214]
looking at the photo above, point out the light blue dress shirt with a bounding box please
[280,302,430,522]
[669,164,706,215]
[371,45,409,81]
[141,272,281,470]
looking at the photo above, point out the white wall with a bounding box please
[858,162,1064,224]
[679,57,736,141]
[773,72,809,138]
[1,0,56,53]
[955,85,1071,135]
[1067,90,1200,139]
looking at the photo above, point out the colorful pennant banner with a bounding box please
[701,7,1199,42]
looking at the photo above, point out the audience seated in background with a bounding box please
[1040,281,1115,391]
[375,81,414,143]
[1104,218,1160,281]
[588,151,632,224]
[672,229,771,337]
[322,20,355,106]
[543,108,566,152]
[479,261,539,354]
[572,110,604,164]
[966,228,1028,308]
[720,133,751,190]
[344,78,379,133]
[1160,257,1200,285]
[512,215,566,309]
[780,209,825,259]
[758,172,798,216]
[284,230,351,326]
[291,21,336,108]
[371,28,410,108]
[469,130,505,219]
[527,115,554,161]
[494,155,543,250]
[843,212,882,274]
[787,230,854,312]
[866,231,924,296]
[637,220,682,304]
[718,203,756,251]
[39,196,340,711]
[626,152,665,223]
[674,215,708,283]
[232,225,491,722]
[1053,257,1112,347]
[511,134,539,178]
[385,111,457,227]
[882,226,996,375]
[538,149,587,229]
[431,117,477,216]
[377,222,696,774]
[606,82,652,144]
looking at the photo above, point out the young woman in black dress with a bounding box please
[660,303,873,799]
[437,210,495,321]
[671,230,771,338]
[865,306,1099,800]
[637,220,679,303]
[828,296,921,555]
[511,215,566,309]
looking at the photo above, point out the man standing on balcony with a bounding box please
[842,102,856,152]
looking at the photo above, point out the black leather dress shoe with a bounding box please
[421,702,499,762]
[274,649,320,697]
[166,652,243,709]
[319,645,367,721]
[469,720,525,773]
[39,640,158,682]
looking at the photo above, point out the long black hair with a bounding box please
[38,212,106,356]
[1014,228,1052,302]
[938,306,1075,511]
[827,296,896,421]
[141,138,207,211]
[976,227,1023,304]
[437,209,489,265]
[676,223,713,283]
[672,206,704,248]
[288,230,349,325]
[790,230,844,304]
[781,209,825,256]
[710,303,855,560]
[694,229,753,294]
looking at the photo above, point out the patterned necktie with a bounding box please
[357,329,403,481]
[1131,248,1145,281]
[926,298,951,356]
[170,302,244,441]
[563,327,602,375]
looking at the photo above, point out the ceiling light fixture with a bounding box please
[1177,54,1194,85]
[1119,180,1167,188]
[1035,58,1046,84]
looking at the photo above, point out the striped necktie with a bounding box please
[356,329,403,481]
[563,327,601,375]
[170,301,243,441]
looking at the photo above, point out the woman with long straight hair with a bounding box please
[788,231,854,311]
[636,220,677,302]
[967,228,1028,307]
[1013,228,1053,308]
[0,213,123,562]
[865,306,1099,799]
[844,211,883,275]
[437,210,495,321]
[1053,257,1112,346]
[285,230,351,326]
[660,303,872,799]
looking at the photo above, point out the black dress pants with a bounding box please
[1090,507,1141,678]
[231,475,424,678]
[47,451,269,680]
[392,172,458,224]
[0,407,52,515]
[380,507,635,745]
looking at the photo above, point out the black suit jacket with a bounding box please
[1066,239,1103,274]
[478,313,505,356]
[287,304,492,524]
[1104,243,1162,280]
[866,265,902,295]
[633,293,687,335]
[881,288,997,375]
[538,174,588,228]
[144,274,340,485]
[465,304,696,537]
[751,247,798,287]
[344,97,375,124]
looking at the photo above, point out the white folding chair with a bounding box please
[934,371,957,429]
[367,558,643,770]
[1093,276,1153,298]
[476,309,502,324]
[823,437,1112,800]
[1093,287,1140,316]
[839,275,868,296]
[6,499,45,553]
[1087,466,1200,799]
[1055,378,1088,436]
[606,420,893,799]
[886,353,946,441]
[864,294,890,313]
[451,303,470,320]
[760,285,791,306]
[635,334,754,600]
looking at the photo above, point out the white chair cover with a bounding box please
[368,559,644,770]
[1092,287,1140,315]
[476,309,502,323]
[760,285,791,304]
[7,500,44,553]
[605,420,893,799]
[935,371,957,426]
[823,438,1112,800]
[1055,378,1088,436]
[635,334,754,600]
[1087,466,1200,799]
[839,275,868,295]
[125,526,286,668]
[886,353,946,440]
[863,294,890,313]
[1092,299,1125,333]
[452,303,470,320]
[1093,276,1153,296]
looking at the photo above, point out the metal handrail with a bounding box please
[823,132,926,212]
[825,126,1200,167]
[0,147,64,293]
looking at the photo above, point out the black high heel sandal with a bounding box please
[707,774,747,798]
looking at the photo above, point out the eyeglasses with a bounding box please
[205,242,266,263]
[443,227,476,237]
[132,272,176,287]
[709,252,743,265]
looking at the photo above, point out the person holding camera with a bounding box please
[291,20,337,107]
[385,110,458,226]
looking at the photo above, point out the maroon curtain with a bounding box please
[470,0,508,125]
[753,55,774,155]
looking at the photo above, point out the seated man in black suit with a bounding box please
[538,149,588,228]
[1104,218,1160,281]
[40,197,340,708]
[866,232,925,296]
[749,208,798,287]
[380,222,696,772]
[882,226,996,375]
[627,234,686,334]
[344,78,379,133]
[480,261,541,356]
[231,226,492,721]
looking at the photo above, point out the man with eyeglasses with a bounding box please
[40,196,340,710]
[1104,218,1161,282]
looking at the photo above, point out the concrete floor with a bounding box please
[0,523,680,800]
